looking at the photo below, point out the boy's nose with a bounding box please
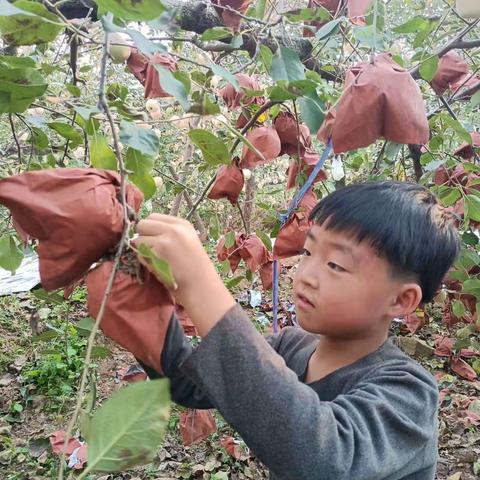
[297,263,320,290]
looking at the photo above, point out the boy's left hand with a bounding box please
[136,214,235,335]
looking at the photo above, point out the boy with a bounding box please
[137,181,460,480]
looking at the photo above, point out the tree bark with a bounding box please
[243,174,256,235]
[169,116,201,216]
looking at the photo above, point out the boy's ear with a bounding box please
[387,282,423,318]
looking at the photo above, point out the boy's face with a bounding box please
[293,223,413,338]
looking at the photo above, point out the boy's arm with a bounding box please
[179,303,438,480]
[138,312,213,409]
[141,311,284,410]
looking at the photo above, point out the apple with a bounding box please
[146,99,160,113]
[108,33,132,63]
[242,168,252,181]
[153,176,164,189]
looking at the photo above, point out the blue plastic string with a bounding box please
[272,138,333,333]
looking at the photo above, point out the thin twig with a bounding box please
[438,95,459,121]
[370,0,379,64]
[410,19,480,78]
[58,25,131,480]
[230,100,282,152]
[8,115,21,166]
[15,114,35,170]
[153,167,197,194]
[237,203,249,234]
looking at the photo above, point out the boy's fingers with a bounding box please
[135,236,161,251]
[137,219,171,236]
[146,213,183,224]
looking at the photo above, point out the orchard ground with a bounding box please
[0,257,479,480]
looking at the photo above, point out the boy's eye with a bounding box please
[327,261,346,272]
[300,248,311,257]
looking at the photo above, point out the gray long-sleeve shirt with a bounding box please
[144,303,439,480]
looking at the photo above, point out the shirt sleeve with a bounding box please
[179,303,439,480]
[142,309,285,410]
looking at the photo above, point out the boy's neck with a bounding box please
[305,331,389,384]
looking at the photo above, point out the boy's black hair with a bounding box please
[309,181,460,303]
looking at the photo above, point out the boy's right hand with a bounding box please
[135,214,236,336]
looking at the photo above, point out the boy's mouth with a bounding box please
[296,292,315,310]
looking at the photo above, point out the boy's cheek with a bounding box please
[296,299,369,335]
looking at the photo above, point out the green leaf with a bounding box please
[119,121,159,157]
[96,0,165,21]
[353,24,384,49]
[256,231,272,252]
[188,92,221,115]
[439,115,473,144]
[465,195,480,222]
[224,231,235,249]
[393,16,429,33]
[285,7,330,23]
[471,90,480,108]
[66,83,81,97]
[209,215,220,241]
[0,0,63,46]
[249,0,267,19]
[462,231,479,246]
[412,20,438,49]
[208,62,239,90]
[188,129,230,166]
[30,127,49,150]
[315,17,343,41]
[155,65,190,111]
[137,244,177,289]
[200,27,231,41]
[85,379,170,473]
[366,0,385,31]
[125,148,154,174]
[271,47,305,82]
[230,33,243,48]
[90,134,117,170]
[462,279,480,298]
[74,105,101,121]
[48,122,83,148]
[0,61,48,114]
[226,276,244,290]
[438,186,461,207]
[268,83,297,101]
[456,248,480,270]
[76,317,95,337]
[419,55,439,83]
[32,330,58,342]
[452,299,466,318]
[384,142,402,162]
[259,45,273,72]
[219,259,230,274]
[298,91,325,134]
[129,171,156,200]
[0,235,23,272]
[33,288,64,305]
[91,346,112,359]
[172,70,191,95]
[102,15,166,56]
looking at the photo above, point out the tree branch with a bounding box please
[58,26,131,480]
[8,115,22,166]
[410,19,480,79]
